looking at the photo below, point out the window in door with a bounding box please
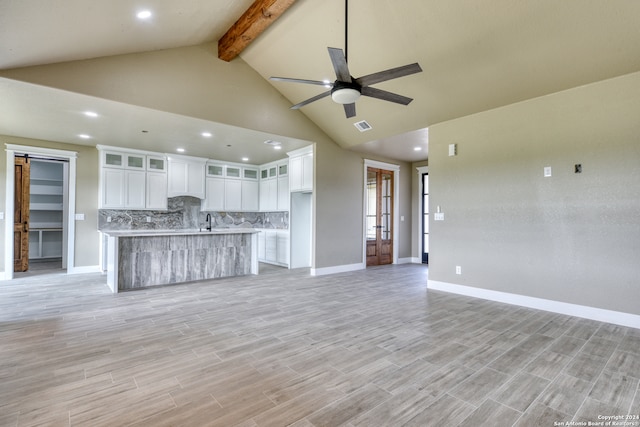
[422,172,429,264]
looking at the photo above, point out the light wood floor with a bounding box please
[1,264,638,426]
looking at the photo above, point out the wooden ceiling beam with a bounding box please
[218,0,297,62]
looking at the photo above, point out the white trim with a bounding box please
[311,262,365,276]
[363,159,400,266]
[6,144,78,160]
[3,150,15,280]
[417,166,428,264]
[68,265,102,274]
[428,280,640,329]
[4,144,78,280]
[398,257,422,264]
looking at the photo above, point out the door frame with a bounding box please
[3,144,78,280]
[362,159,399,266]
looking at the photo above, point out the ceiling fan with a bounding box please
[270,0,423,119]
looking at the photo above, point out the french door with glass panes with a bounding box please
[366,167,393,266]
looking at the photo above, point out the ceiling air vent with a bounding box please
[354,120,372,132]
[263,140,282,146]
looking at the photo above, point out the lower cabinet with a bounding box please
[257,229,289,267]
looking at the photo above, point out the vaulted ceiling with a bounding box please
[1,0,640,163]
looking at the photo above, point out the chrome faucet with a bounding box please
[205,213,212,231]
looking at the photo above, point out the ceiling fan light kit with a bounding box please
[269,0,422,119]
[331,82,361,104]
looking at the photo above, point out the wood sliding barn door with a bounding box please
[366,167,393,266]
[14,156,30,272]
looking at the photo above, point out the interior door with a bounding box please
[366,167,393,266]
[14,156,30,272]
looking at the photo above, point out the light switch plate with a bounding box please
[0,212,4,220]
[434,212,445,221]
[544,166,552,177]
[75,213,85,220]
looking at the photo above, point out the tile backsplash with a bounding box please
[98,196,288,231]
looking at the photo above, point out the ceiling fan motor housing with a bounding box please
[331,80,361,104]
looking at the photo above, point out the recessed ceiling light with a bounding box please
[414,147,422,151]
[84,111,98,118]
[176,148,185,153]
[242,157,249,162]
[78,134,91,139]
[137,10,152,20]
[274,146,282,150]
[201,132,212,138]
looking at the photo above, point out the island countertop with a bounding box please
[101,228,261,237]
[103,229,259,293]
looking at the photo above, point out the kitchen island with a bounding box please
[102,229,259,293]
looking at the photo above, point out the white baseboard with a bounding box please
[428,280,640,330]
[397,257,421,264]
[311,262,365,276]
[68,265,102,275]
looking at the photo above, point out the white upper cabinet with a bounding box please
[288,146,313,193]
[202,162,260,212]
[259,159,289,212]
[98,145,168,210]
[167,154,206,199]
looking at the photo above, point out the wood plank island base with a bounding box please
[102,229,259,292]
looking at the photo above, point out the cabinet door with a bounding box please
[302,154,313,190]
[276,231,290,265]
[126,154,145,170]
[204,177,225,211]
[103,152,124,168]
[146,172,167,209]
[259,179,270,211]
[257,230,266,261]
[147,156,166,172]
[267,179,278,211]
[289,156,302,191]
[187,161,205,198]
[265,230,277,262]
[242,180,259,211]
[102,168,125,208]
[125,170,146,209]
[168,160,188,195]
[225,179,242,211]
[277,176,289,210]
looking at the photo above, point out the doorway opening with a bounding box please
[27,159,69,276]
[366,167,394,266]
[4,144,77,281]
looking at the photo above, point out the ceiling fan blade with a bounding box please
[361,86,413,105]
[328,47,352,82]
[270,77,331,87]
[290,90,332,110]
[355,63,422,87]
[343,103,356,118]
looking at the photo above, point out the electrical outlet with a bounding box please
[456,266,462,275]
[146,216,152,223]
[107,216,112,222]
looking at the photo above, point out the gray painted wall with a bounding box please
[428,71,640,315]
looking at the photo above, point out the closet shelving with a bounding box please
[29,160,64,259]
